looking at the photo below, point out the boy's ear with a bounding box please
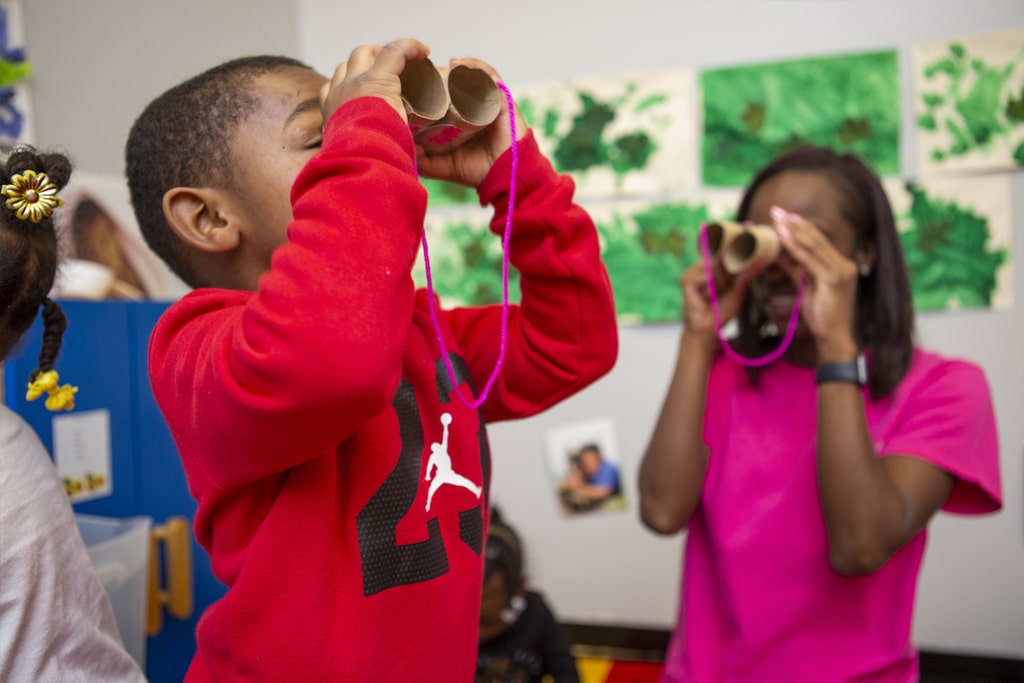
[162,187,240,254]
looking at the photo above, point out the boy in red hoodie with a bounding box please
[125,38,617,682]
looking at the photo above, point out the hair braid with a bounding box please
[0,144,76,409]
[32,297,68,378]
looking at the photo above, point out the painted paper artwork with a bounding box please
[913,27,1024,175]
[414,191,742,325]
[588,192,741,325]
[514,69,698,199]
[420,175,479,209]
[421,68,700,208]
[885,176,1013,311]
[422,68,697,205]
[414,206,520,309]
[701,50,900,186]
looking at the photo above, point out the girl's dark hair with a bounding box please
[733,145,914,397]
[485,506,524,596]
[0,145,71,379]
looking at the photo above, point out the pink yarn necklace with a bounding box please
[698,222,804,367]
[420,81,517,409]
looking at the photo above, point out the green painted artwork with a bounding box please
[513,70,697,199]
[596,201,709,324]
[895,181,1010,311]
[913,27,1024,174]
[414,214,522,308]
[414,176,1012,324]
[420,177,478,208]
[421,69,696,205]
[414,192,742,325]
[701,50,900,186]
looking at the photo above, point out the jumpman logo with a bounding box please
[425,412,482,512]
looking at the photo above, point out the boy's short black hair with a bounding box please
[124,55,310,287]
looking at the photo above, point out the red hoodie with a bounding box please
[148,97,617,682]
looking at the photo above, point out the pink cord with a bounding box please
[698,223,804,367]
[421,81,517,409]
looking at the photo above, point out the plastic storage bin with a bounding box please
[76,514,153,670]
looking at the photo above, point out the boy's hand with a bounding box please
[414,57,528,189]
[319,38,431,124]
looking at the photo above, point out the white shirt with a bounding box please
[0,404,147,682]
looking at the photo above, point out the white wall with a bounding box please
[297,0,1024,657]
[21,0,300,176]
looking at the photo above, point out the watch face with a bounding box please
[856,353,868,386]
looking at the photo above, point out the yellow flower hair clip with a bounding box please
[26,370,78,412]
[2,169,64,223]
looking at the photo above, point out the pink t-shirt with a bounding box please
[661,349,1002,683]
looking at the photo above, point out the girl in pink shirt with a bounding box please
[638,146,1002,683]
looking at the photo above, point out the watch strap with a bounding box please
[815,353,867,386]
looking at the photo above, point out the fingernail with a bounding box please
[769,205,789,224]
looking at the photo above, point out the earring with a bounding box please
[858,263,872,277]
[499,594,526,624]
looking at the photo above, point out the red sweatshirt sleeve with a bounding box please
[149,97,426,488]
[443,132,619,421]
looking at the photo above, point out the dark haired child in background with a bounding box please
[639,145,1001,682]
[0,145,146,682]
[477,507,579,683]
[124,38,617,681]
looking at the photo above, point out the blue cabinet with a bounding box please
[3,300,226,683]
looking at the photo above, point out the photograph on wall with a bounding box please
[0,0,33,149]
[913,27,1024,176]
[701,50,900,187]
[52,172,191,301]
[884,175,1013,312]
[544,417,626,517]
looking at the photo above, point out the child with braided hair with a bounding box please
[0,145,146,681]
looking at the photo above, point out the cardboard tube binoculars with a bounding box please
[398,59,502,156]
[703,221,781,275]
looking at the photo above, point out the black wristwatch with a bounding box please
[815,353,867,387]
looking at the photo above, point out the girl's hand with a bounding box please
[769,206,859,360]
[680,255,757,351]
[413,57,528,189]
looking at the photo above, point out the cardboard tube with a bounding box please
[703,221,745,261]
[446,65,501,127]
[398,58,448,130]
[721,224,780,274]
[416,65,501,156]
